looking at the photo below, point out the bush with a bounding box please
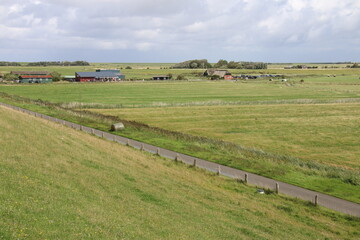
[176,74,187,80]
[50,71,62,82]
[125,66,132,69]
[211,75,221,80]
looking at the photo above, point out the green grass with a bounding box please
[1,92,359,204]
[1,80,360,106]
[94,103,360,170]
[1,79,360,203]
[1,106,359,239]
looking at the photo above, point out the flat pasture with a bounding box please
[93,103,360,170]
[1,80,360,106]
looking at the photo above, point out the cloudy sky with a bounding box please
[1,0,359,63]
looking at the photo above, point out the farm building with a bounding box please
[203,69,232,79]
[63,76,76,82]
[10,71,53,83]
[19,75,53,83]
[224,75,233,80]
[75,70,125,82]
[152,75,170,80]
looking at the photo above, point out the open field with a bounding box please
[2,106,360,239]
[1,80,360,106]
[1,80,360,204]
[1,70,360,203]
[92,103,360,170]
[1,78,360,202]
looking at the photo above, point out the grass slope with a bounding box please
[0,106,359,239]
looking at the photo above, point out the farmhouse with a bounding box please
[152,75,170,80]
[75,69,125,82]
[203,69,232,79]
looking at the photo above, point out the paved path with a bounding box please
[1,102,359,218]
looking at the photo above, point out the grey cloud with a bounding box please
[0,0,359,62]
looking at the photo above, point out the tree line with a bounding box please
[0,61,90,67]
[172,59,267,69]
[0,62,22,66]
[27,61,90,66]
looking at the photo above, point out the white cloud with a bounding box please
[136,42,153,51]
[0,0,359,62]
[135,29,161,40]
[184,22,206,33]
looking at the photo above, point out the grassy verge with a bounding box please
[1,93,359,204]
[1,106,360,239]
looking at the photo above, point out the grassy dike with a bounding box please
[1,106,360,239]
[0,93,359,204]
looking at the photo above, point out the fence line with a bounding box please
[1,102,359,218]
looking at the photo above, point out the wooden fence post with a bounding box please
[314,195,318,206]
[140,144,144,151]
[193,159,197,167]
[276,183,279,194]
[156,148,160,155]
[217,166,221,175]
[245,174,248,184]
[175,154,179,162]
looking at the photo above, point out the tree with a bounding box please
[190,62,199,68]
[172,59,212,69]
[214,59,228,68]
[50,71,62,82]
[3,73,18,81]
[351,63,360,68]
[227,61,240,69]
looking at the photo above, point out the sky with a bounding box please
[0,0,359,63]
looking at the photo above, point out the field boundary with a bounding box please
[1,101,359,218]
